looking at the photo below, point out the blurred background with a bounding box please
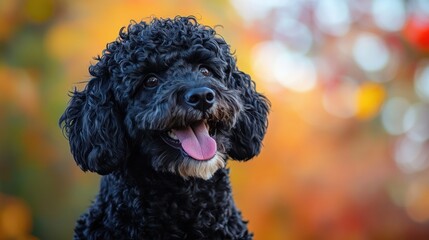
[1,0,429,239]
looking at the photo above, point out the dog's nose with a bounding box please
[184,87,216,112]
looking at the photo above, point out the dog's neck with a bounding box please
[104,166,235,207]
[85,166,251,239]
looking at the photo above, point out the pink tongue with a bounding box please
[173,122,217,161]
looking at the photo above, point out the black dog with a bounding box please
[60,16,269,240]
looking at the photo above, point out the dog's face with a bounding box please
[60,17,269,180]
[123,58,243,179]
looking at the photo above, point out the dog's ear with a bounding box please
[59,77,127,175]
[227,68,270,161]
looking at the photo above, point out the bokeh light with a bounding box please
[252,41,317,92]
[372,0,406,32]
[273,17,313,54]
[322,77,358,118]
[406,103,429,142]
[352,33,390,73]
[394,135,429,173]
[315,0,351,36]
[230,0,287,22]
[381,97,412,135]
[415,61,429,101]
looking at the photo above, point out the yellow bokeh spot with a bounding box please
[45,22,84,60]
[355,82,386,120]
[24,0,54,24]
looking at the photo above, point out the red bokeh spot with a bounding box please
[403,15,429,52]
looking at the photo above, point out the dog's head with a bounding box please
[60,16,269,180]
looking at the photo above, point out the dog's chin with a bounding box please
[161,140,226,180]
[156,129,224,180]
[174,153,226,180]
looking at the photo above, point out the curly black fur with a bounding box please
[60,16,269,239]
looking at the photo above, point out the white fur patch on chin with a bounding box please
[176,152,226,180]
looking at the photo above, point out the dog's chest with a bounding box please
[92,172,250,239]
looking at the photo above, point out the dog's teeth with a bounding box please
[168,131,178,140]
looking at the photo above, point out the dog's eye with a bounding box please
[144,76,159,88]
[199,67,212,77]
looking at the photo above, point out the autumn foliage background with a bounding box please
[1,0,429,239]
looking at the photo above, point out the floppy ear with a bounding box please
[227,69,270,161]
[59,77,127,175]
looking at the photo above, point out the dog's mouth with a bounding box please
[161,120,217,161]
